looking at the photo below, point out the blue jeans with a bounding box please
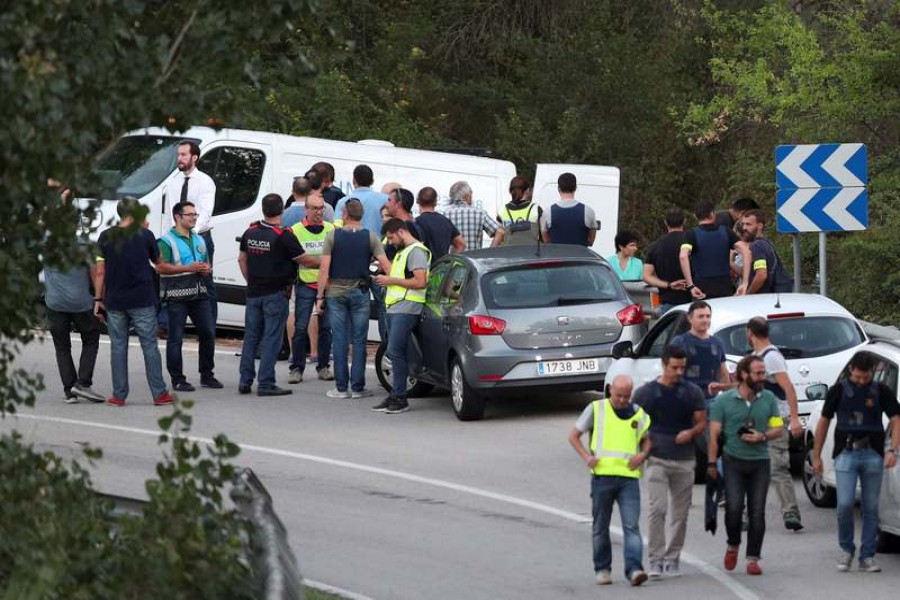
[106,305,167,400]
[723,455,770,559]
[386,312,419,399]
[240,292,289,390]
[370,281,388,342]
[835,448,884,560]
[290,284,331,373]
[166,299,216,384]
[591,475,643,577]
[328,288,370,392]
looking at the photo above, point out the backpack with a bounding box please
[760,238,794,293]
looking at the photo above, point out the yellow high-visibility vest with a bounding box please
[291,221,334,283]
[589,399,651,478]
[385,242,431,307]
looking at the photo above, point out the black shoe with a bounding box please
[201,377,224,389]
[371,397,393,412]
[173,380,195,392]
[238,384,252,395]
[386,398,410,414]
[258,386,292,397]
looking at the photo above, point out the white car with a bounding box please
[605,294,868,472]
[802,340,900,552]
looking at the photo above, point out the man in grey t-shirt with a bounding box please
[44,249,106,403]
[372,218,430,414]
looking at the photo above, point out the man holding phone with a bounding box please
[707,355,783,576]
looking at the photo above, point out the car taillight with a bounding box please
[468,315,507,335]
[616,304,645,326]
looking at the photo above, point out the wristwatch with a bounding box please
[889,448,898,455]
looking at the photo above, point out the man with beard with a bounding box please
[707,355,783,576]
[633,345,707,578]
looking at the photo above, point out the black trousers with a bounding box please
[46,308,100,394]
[200,230,218,325]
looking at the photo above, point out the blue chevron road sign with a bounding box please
[775,143,868,233]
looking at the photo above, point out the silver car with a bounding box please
[375,244,647,420]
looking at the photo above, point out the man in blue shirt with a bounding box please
[670,301,730,399]
[335,165,388,236]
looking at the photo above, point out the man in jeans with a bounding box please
[568,375,651,587]
[93,198,175,407]
[812,353,900,573]
[158,201,221,393]
[707,355,783,576]
[747,316,804,531]
[238,194,317,397]
[633,345,706,578]
[372,219,430,414]
[316,199,391,399]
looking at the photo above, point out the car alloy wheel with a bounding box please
[801,445,836,508]
[450,358,485,421]
[374,342,433,398]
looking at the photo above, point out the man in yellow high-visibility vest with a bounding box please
[568,375,652,587]
[372,218,430,414]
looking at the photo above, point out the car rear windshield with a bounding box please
[481,262,623,309]
[717,316,865,359]
[94,135,192,199]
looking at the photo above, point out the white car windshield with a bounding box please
[717,316,865,359]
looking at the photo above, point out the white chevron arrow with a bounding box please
[822,187,866,230]
[821,143,865,187]
[779,188,818,232]
[777,145,818,188]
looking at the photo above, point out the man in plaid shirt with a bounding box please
[441,181,503,250]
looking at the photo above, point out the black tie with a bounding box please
[180,177,190,203]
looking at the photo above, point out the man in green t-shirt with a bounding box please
[707,355,783,577]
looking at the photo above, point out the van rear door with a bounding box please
[533,164,620,257]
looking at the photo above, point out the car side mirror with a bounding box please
[806,383,828,401]
[611,341,633,360]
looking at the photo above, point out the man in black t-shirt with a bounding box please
[414,186,465,261]
[643,206,691,315]
[812,353,900,573]
[238,193,316,397]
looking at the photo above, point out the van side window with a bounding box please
[197,147,266,216]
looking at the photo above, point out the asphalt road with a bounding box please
[3,333,899,599]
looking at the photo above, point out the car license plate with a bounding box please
[537,358,601,376]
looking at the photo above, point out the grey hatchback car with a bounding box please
[375,244,647,420]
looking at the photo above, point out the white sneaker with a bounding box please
[73,384,106,403]
[859,557,881,573]
[648,562,664,579]
[836,552,853,572]
[664,559,681,577]
[288,369,303,384]
[64,392,79,404]
[351,388,373,399]
[594,570,612,585]
[629,570,648,587]
[317,367,334,381]
[326,389,351,399]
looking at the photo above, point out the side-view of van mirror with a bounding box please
[805,383,828,401]
[611,341,633,360]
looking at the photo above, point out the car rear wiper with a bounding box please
[556,296,600,305]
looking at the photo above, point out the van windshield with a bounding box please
[94,135,192,199]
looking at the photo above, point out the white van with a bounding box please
[85,126,620,328]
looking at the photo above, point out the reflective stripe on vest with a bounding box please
[385,242,431,307]
[589,399,651,478]
[292,221,334,283]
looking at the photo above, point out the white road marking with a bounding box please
[10,413,759,600]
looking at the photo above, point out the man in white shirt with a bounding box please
[172,140,218,323]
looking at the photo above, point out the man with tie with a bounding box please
[173,140,218,323]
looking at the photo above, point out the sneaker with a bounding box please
[629,570,648,587]
[648,561,664,580]
[107,396,126,407]
[317,367,334,381]
[746,561,763,576]
[784,513,803,531]
[238,384,252,395]
[64,391,79,404]
[836,552,853,572]
[351,388,373,399]
[288,369,303,384]
[594,570,612,585]
[664,559,681,577]
[258,386,292,397]
[371,397,393,412]
[73,384,105,403]
[200,377,223,389]
[326,388,351,399]
[386,397,410,414]
[306,355,318,364]
[724,547,738,571]
[173,380,195,392]
[859,557,881,573]
[154,391,176,406]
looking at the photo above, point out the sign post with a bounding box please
[775,143,868,295]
